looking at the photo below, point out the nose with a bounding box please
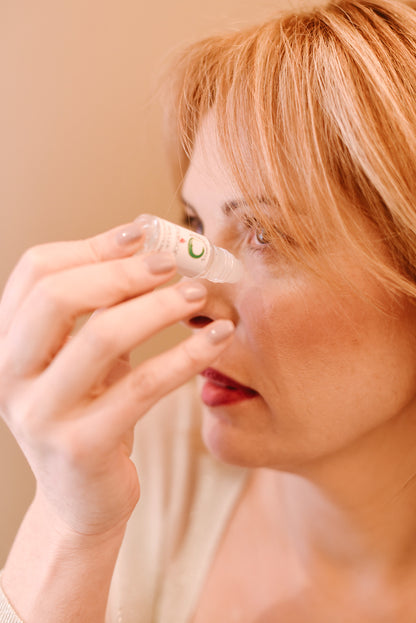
[187,314,212,329]
[181,278,240,330]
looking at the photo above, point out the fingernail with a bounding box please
[116,222,144,246]
[144,252,176,274]
[207,320,235,344]
[177,281,207,302]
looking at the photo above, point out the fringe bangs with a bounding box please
[164,0,416,299]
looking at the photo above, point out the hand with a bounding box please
[0,221,234,537]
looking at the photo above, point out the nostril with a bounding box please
[188,315,213,328]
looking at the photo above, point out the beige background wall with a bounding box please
[0,0,304,567]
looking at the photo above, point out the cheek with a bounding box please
[237,281,356,364]
[237,281,416,433]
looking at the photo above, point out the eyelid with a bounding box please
[181,204,204,234]
[241,215,270,244]
[181,201,199,220]
[241,214,297,249]
[181,200,295,251]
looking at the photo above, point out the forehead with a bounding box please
[181,113,241,207]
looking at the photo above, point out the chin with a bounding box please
[200,407,275,468]
[200,405,329,473]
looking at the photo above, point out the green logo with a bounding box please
[188,237,205,259]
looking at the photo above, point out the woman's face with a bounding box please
[181,118,416,471]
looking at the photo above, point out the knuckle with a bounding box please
[0,347,12,383]
[11,408,91,467]
[81,318,117,358]
[154,288,181,317]
[10,399,48,444]
[180,338,203,370]
[110,261,142,299]
[31,275,66,316]
[0,368,18,420]
[84,238,104,264]
[19,245,52,284]
[127,365,159,404]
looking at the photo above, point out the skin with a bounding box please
[181,116,416,621]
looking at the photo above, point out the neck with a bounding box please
[278,409,416,579]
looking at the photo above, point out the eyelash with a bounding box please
[241,216,272,250]
[182,210,282,254]
[183,212,204,235]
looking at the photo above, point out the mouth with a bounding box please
[200,368,259,407]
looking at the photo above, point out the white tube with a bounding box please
[135,214,243,283]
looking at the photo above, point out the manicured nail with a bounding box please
[207,320,235,344]
[116,222,144,246]
[144,252,176,274]
[177,281,207,302]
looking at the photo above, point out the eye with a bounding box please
[242,216,271,248]
[182,208,204,235]
[252,227,270,246]
[243,215,296,252]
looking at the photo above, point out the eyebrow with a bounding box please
[180,195,250,217]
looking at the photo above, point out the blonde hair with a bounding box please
[165,0,416,298]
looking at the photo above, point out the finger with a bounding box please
[104,352,131,386]
[0,220,145,334]
[35,281,209,414]
[5,253,176,376]
[83,319,235,441]
[90,353,132,397]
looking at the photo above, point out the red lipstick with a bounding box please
[200,368,259,407]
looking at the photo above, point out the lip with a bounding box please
[200,368,259,407]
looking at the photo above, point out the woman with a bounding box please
[2,0,416,620]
